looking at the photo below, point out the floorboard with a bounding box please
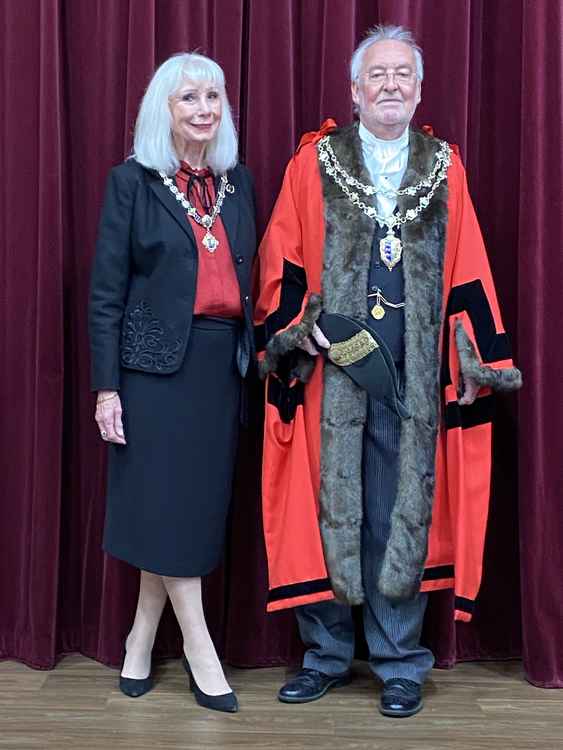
[0,657,561,749]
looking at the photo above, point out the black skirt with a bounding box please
[103,316,241,576]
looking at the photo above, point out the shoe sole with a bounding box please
[278,675,352,704]
[379,700,423,718]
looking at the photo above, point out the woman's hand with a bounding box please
[95,390,126,444]
[297,323,330,356]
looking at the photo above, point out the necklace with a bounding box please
[367,288,405,320]
[317,135,451,271]
[159,171,235,253]
[319,136,451,198]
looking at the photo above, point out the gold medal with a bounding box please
[368,287,405,320]
[371,304,386,320]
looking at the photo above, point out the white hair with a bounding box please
[350,25,424,82]
[133,52,238,175]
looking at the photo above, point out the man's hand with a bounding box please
[297,323,330,356]
[458,375,479,406]
[95,390,126,444]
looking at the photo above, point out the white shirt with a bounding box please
[358,122,410,221]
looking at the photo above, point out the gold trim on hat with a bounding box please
[328,330,379,366]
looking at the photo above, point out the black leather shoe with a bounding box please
[182,654,238,713]
[379,678,423,717]
[278,668,352,703]
[119,650,153,698]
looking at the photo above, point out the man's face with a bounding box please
[351,40,421,138]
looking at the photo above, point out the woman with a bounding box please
[89,52,256,712]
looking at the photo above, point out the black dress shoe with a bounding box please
[182,654,238,713]
[278,668,352,704]
[119,650,153,698]
[379,678,423,718]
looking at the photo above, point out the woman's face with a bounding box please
[169,78,222,148]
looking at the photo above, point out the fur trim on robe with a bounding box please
[317,125,449,602]
[254,120,522,614]
[455,321,523,392]
[258,294,322,380]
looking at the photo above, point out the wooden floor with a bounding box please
[0,657,562,750]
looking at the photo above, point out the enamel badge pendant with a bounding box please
[379,229,402,271]
[201,215,219,252]
[202,231,219,252]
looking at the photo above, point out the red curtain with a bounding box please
[1,0,561,687]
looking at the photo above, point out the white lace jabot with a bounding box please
[358,121,409,219]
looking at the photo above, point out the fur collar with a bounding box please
[317,122,449,603]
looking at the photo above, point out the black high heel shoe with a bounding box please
[119,648,154,698]
[181,654,238,713]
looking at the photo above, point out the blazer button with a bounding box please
[236,255,244,264]
[243,295,249,303]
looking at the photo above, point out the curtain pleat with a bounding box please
[1,0,65,667]
[517,0,563,688]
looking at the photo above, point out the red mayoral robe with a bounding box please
[254,120,521,622]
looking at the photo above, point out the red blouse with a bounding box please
[175,163,242,318]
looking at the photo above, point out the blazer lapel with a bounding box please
[149,177,196,247]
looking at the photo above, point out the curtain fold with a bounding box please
[1,0,65,666]
[517,0,563,689]
[1,0,561,686]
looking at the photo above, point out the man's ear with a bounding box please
[415,80,422,106]
[351,80,359,107]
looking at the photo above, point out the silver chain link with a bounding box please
[317,136,452,230]
[159,171,231,230]
[318,136,451,198]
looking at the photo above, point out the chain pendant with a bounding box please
[202,231,219,253]
[379,231,402,271]
[158,172,232,255]
[371,304,386,320]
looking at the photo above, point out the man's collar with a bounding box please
[358,121,410,153]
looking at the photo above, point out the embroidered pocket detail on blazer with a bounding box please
[121,301,182,370]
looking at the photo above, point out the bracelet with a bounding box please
[97,393,118,405]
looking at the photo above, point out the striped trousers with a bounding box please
[296,371,434,683]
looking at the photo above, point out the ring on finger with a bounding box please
[101,430,108,438]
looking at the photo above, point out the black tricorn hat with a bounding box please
[316,312,410,420]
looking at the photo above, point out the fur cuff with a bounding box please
[258,294,322,378]
[455,321,523,392]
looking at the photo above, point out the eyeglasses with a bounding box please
[363,69,416,84]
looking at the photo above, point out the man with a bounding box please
[254,25,521,717]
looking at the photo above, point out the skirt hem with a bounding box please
[103,546,224,578]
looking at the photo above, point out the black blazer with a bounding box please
[89,159,257,392]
